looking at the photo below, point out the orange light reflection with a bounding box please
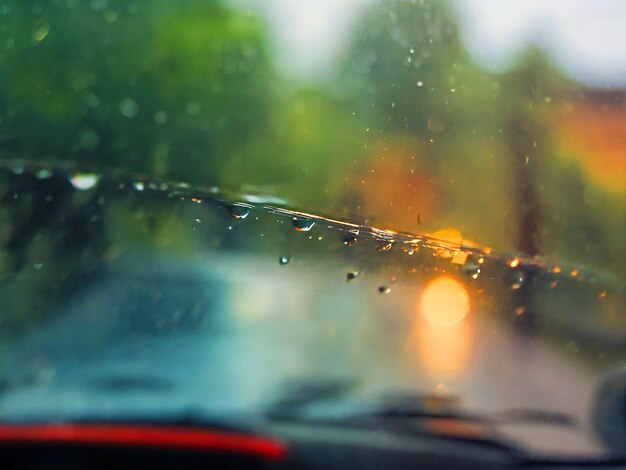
[410,319,473,373]
[407,275,473,374]
[420,276,470,326]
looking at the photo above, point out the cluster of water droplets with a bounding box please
[0,160,617,303]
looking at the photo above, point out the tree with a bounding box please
[0,0,273,185]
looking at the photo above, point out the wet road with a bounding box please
[0,253,606,457]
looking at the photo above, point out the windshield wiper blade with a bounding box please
[375,406,577,427]
[265,378,356,418]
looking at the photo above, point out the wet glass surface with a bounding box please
[1,0,626,461]
[0,162,624,457]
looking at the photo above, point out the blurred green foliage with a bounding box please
[0,0,273,184]
[0,0,624,280]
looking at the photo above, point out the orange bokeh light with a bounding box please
[420,276,470,326]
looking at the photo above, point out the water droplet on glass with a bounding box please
[279,256,290,265]
[378,241,393,252]
[79,127,99,150]
[69,173,100,190]
[417,81,424,87]
[510,270,526,290]
[119,98,139,118]
[292,217,315,232]
[33,262,44,270]
[33,21,50,42]
[132,181,145,191]
[91,0,107,12]
[35,169,52,179]
[84,94,100,108]
[462,258,481,279]
[378,286,391,294]
[186,102,201,115]
[103,9,118,23]
[226,205,250,220]
[347,271,358,281]
[343,235,357,247]
[12,167,24,175]
[403,242,419,255]
[154,110,168,124]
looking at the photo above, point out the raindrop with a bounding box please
[103,9,118,23]
[279,256,290,265]
[91,0,107,12]
[417,81,424,87]
[462,260,481,279]
[378,241,393,252]
[154,111,168,124]
[343,235,357,247]
[79,127,99,150]
[510,269,526,290]
[403,243,419,255]
[346,271,358,281]
[119,98,139,118]
[226,205,250,220]
[508,258,520,268]
[186,102,201,115]
[35,169,52,179]
[84,94,100,108]
[378,286,391,294]
[292,217,315,232]
[132,181,145,191]
[33,262,44,270]
[69,173,100,190]
[33,21,50,42]
[11,167,24,175]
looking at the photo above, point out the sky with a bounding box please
[231,0,626,88]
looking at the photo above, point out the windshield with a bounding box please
[1,0,625,461]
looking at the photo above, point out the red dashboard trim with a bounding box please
[0,424,288,461]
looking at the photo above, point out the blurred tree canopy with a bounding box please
[0,0,623,280]
[0,0,273,184]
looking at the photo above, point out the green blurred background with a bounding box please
[0,0,624,281]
